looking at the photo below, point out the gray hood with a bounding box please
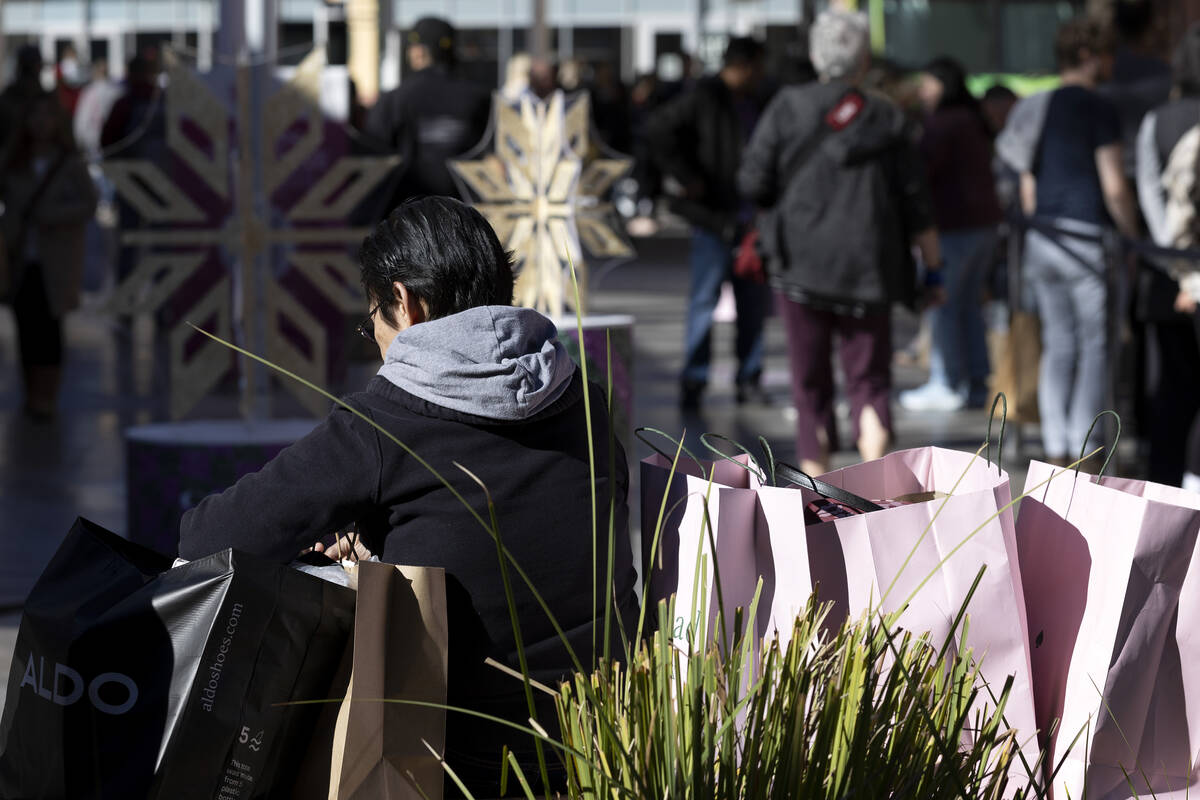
[377,305,576,421]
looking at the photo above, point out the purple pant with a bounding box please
[777,295,893,462]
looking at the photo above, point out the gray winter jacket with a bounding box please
[738,81,934,313]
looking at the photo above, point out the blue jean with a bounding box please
[928,228,995,392]
[1025,220,1109,458]
[681,227,768,385]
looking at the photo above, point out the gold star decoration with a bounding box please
[449,90,633,318]
[104,48,399,419]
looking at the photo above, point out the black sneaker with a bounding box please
[680,380,705,410]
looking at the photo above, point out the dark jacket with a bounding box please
[647,75,760,235]
[738,81,934,313]
[921,105,1002,232]
[178,306,636,796]
[365,66,492,203]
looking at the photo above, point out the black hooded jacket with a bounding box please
[365,65,492,202]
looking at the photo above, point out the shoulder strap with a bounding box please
[775,88,864,201]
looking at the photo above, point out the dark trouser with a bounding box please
[13,262,63,368]
[777,295,892,463]
[681,227,768,386]
[1145,318,1200,485]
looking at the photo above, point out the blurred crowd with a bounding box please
[3,0,1200,492]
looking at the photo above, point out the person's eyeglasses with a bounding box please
[356,303,382,343]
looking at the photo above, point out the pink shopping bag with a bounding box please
[640,450,764,643]
[799,446,1040,774]
[1017,461,1200,800]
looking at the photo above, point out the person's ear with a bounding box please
[393,281,426,326]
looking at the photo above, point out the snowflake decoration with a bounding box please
[449,90,633,317]
[104,48,399,419]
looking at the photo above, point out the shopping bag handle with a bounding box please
[699,432,776,486]
[774,460,883,513]
[1077,410,1122,478]
[986,392,1007,476]
[634,426,709,476]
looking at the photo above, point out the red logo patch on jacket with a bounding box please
[824,91,865,131]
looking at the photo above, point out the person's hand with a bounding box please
[1175,289,1198,315]
[313,534,373,562]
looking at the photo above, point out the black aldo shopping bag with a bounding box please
[0,518,355,799]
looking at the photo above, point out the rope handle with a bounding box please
[1077,410,1122,478]
[699,432,777,486]
[986,393,1008,476]
[634,427,708,476]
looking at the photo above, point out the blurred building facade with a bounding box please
[0,0,1196,86]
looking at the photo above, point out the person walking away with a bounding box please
[365,17,491,209]
[999,17,1139,466]
[1,95,98,420]
[1135,22,1200,487]
[738,10,943,475]
[648,37,772,409]
[900,58,1003,412]
[0,46,50,153]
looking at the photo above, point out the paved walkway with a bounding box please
[0,232,1028,710]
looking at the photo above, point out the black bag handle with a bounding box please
[774,460,883,513]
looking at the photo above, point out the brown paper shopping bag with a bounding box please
[990,310,1040,424]
[294,561,449,800]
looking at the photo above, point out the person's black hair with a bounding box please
[128,55,155,80]
[16,45,42,79]
[723,37,765,69]
[1174,22,1200,97]
[1114,0,1154,43]
[411,17,457,66]
[983,84,1018,103]
[358,197,515,325]
[924,56,978,111]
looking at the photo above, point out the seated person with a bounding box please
[178,197,638,796]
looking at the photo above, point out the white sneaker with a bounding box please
[899,382,965,412]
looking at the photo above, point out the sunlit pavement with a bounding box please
[0,231,1028,709]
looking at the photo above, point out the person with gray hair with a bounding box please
[737,9,943,474]
[809,8,871,82]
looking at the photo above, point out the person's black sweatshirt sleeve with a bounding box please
[177,404,382,562]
